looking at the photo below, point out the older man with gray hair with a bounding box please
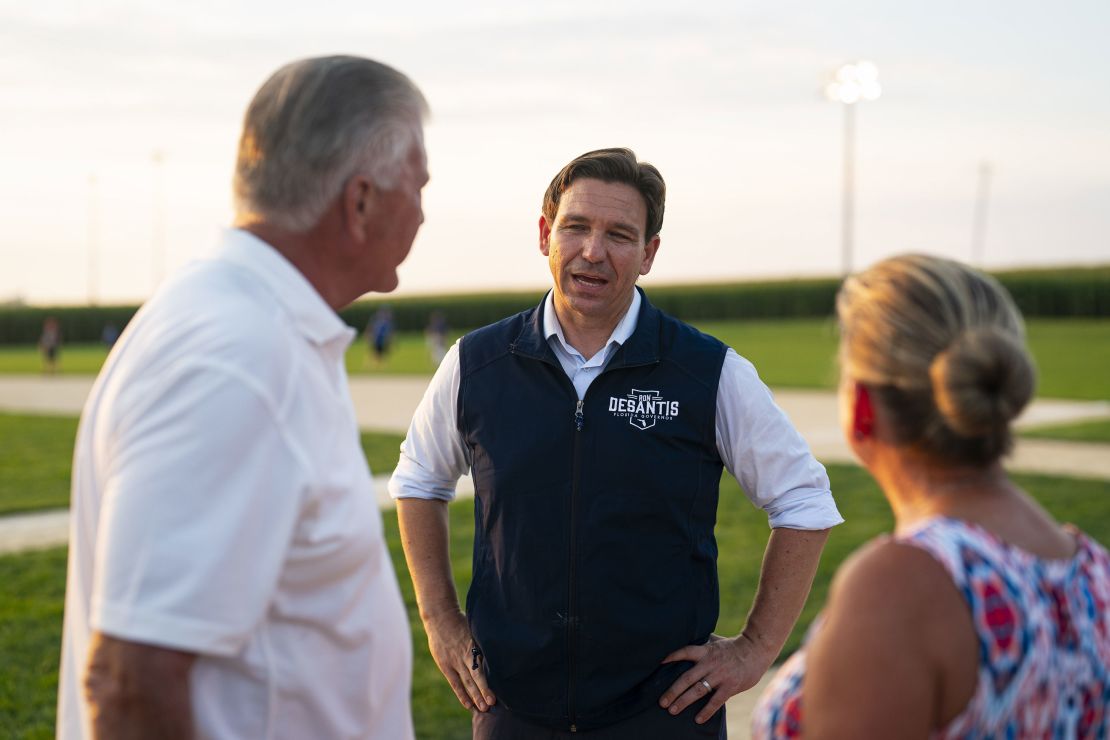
[57,56,428,740]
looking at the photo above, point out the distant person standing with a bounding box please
[425,309,448,366]
[100,322,119,348]
[58,56,429,740]
[367,305,395,366]
[39,316,61,374]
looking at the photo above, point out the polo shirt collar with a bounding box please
[213,228,354,347]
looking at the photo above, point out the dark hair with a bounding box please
[541,148,666,239]
[837,254,1037,466]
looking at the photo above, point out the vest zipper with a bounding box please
[508,338,662,730]
[568,396,584,731]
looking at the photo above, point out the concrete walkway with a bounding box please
[0,473,475,555]
[0,508,72,555]
[3,375,1108,738]
[6,374,1108,478]
[2,374,1109,551]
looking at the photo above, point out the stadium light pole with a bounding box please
[151,149,167,293]
[971,161,993,266]
[825,61,881,276]
[87,173,99,306]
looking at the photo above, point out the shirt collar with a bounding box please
[542,289,641,360]
[212,228,354,348]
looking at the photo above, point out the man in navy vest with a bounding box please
[390,148,843,738]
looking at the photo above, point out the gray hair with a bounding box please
[233,55,429,232]
[837,254,1036,466]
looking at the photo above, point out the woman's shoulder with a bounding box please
[831,533,953,607]
[797,535,977,736]
[824,532,977,674]
[819,534,970,675]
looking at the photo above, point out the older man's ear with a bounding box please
[343,175,378,243]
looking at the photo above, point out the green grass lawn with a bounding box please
[361,430,408,477]
[2,316,1106,735]
[343,331,467,376]
[0,546,66,740]
[0,344,110,375]
[1021,417,1110,444]
[0,413,404,517]
[0,415,79,516]
[2,318,1105,399]
[4,467,1109,738]
[692,317,1110,401]
[0,333,464,378]
[1024,320,1110,400]
[692,318,841,389]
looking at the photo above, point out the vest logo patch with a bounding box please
[608,388,679,430]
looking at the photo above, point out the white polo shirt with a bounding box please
[58,229,413,740]
[390,290,842,530]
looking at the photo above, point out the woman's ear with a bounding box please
[852,383,875,441]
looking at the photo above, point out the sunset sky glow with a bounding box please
[2,0,1109,305]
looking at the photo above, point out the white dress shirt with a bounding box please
[390,290,842,530]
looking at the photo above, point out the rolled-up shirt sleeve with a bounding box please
[716,349,844,530]
[389,341,471,502]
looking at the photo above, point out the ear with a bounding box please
[343,174,375,242]
[852,382,875,441]
[538,215,552,256]
[639,234,661,276]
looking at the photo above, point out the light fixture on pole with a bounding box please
[825,60,881,276]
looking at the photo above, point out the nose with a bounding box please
[580,232,606,263]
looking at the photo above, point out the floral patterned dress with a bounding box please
[752,517,1110,738]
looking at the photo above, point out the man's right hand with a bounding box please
[424,609,495,712]
[396,498,494,712]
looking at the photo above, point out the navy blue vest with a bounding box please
[458,289,728,731]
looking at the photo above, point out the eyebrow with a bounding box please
[560,213,641,236]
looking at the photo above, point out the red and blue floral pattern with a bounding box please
[752,517,1110,739]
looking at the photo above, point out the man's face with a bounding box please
[361,135,429,293]
[539,178,660,327]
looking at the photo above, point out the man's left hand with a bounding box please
[657,633,774,724]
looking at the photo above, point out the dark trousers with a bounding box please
[472,697,726,739]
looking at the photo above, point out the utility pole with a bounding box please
[152,149,167,292]
[87,174,99,305]
[971,161,993,267]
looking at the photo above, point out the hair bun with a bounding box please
[928,328,1036,438]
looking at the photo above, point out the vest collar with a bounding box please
[511,286,661,368]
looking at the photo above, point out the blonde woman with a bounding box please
[752,254,1110,738]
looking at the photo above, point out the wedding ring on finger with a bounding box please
[700,678,712,692]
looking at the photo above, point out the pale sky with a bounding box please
[3,0,1109,305]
